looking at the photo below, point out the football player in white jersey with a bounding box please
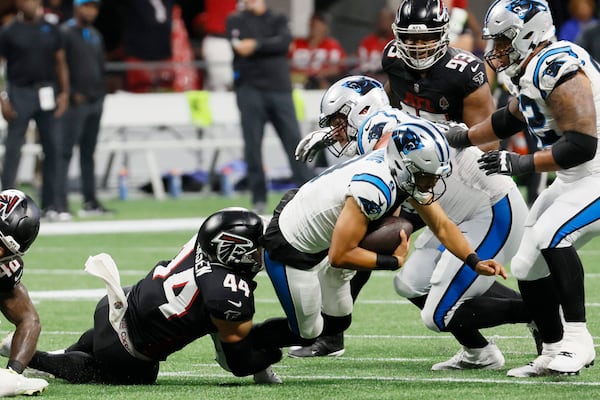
[446,0,600,377]
[263,116,507,352]
[294,75,532,370]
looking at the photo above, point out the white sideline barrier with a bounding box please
[0,89,324,199]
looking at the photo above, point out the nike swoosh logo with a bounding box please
[471,64,479,73]
[228,300,242,307]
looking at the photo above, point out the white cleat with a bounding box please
[0,368,48,397]
[507,341,562,377]
[431,341,505,370]
[0,331,13,358]
[547,322,595,375]
[252,366,282,384]
[506,354,555,377]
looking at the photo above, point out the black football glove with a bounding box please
[478,150,535,176]
[444,123,472,148]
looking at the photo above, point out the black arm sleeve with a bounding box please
[551,130,598,169]
[220,336,282,377]
[491,105,527,139]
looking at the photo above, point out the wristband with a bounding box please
[465,253,481,270]
[376,254,399,270]
[8,359,25,374]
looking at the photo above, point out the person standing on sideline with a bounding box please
[0,0,69,219]
[226,0,314,214]
[445,0,600,377]
[55,0,111,218]
[0,189,47,397]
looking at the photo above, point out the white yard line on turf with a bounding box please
[39,218,208,235]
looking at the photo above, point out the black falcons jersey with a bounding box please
[382,42,488,123]
[0,257,24,292]
[125,234,257,361]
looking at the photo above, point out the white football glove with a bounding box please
[295,128,333,163]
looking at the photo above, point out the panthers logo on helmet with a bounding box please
[367,122,387,143]
[211,232,254,266]
[0,190,24,222]
[342,77,383,95]
[394,127,424,156]
[506,0,548,20]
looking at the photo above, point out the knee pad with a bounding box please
[393,272,426,298]
[420,307,442,333]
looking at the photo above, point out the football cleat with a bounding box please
[288,333,345,358]
[506,354,555,377]
[0,368,48,397]
[507,341,562,377]
[431,340,505,370]
[252,366,282,384]
[0,331,13,358]
[547,322,595,375]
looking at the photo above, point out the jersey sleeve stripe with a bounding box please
[352,173,392,207]
[532,45,579,100]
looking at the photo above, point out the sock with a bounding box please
[350,270,372,301]
[447,296,531,330]
[250,317,314,348]
[29,350,103,383]
[321,313,352,336]
[541,246,586,322]
[518,277,563,343]
[482,281,522,300]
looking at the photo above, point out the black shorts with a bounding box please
[92,295,160,384]
[264,189,328,270]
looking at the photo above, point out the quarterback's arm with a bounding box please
[410,199,507,278]
[0,284,41,373]
[212,317,281,377]
[328,197,409,271]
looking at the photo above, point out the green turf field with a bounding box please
[2,193,600,399]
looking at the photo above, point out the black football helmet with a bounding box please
[0,190,41,261]
[392,0,450,70]
[197,207,264,275]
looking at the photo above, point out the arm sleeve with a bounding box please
[220,335,282,377]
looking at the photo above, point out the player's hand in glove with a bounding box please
[443,122,472,149]
[295,128,335,162]
[478,150,534,176]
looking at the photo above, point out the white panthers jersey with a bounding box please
[516,40,600,182]
[278,149,403,253]
[358,110,516,223]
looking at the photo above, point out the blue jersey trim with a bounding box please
[352,173,392,208]
[433,195,512,330]
[549,196,600,248]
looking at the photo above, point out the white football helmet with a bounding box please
[482,0,555,77]
[392,0,450,70]
[386,119,452,205]
[319,75,390,157]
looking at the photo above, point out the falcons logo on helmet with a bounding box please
[0,190,24,221]
[211,232,254,265]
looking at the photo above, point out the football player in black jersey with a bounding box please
[0,189,48,396]
[21,208,283,385]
